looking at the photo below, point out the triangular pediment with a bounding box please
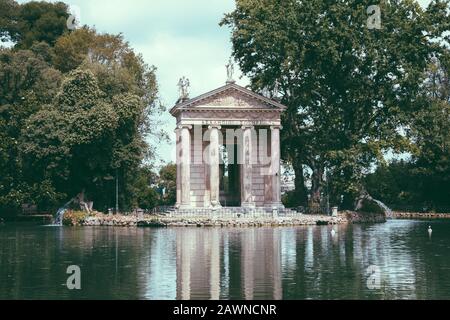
[170,83,286,116]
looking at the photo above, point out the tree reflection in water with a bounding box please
[1,220,450,299]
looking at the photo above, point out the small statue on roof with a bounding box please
[177,76,190,102]
[226,57,235,84]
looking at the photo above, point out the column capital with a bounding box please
[178,124,192,130]
[241,125,254,130]
[270,125,283,131]
[208,125,222,130]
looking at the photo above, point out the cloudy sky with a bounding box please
[17,0,432,167]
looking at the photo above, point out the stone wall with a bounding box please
[71,210,387,227]
[392,211,450,219]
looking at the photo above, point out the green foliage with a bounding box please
[0,0,69,49]
[20,69,148,211]
[0,45,62,212]
[368,56,450,211]
[0,16,161,214]
[158,163,176,206]
[53,27,163,145]
[222,0,450,208]
[133,163,177,210]
[62,210,89,226]
[365,161,420,207]
[281,190,299,208]
[133,165,158,209]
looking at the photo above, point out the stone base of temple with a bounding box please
[166,206,297,218]
[265,202,285,210]
[176,204,194,210]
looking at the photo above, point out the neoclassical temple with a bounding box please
[170,73,287,213]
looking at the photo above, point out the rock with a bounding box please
[355,191,392,217]
[137,220,167,228]
[342,210,386,223]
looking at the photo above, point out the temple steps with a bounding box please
[162,206,300,218]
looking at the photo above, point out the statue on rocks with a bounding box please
[354,190,392,217]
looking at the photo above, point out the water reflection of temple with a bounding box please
[151,223,422,300]
[174,228,283,300]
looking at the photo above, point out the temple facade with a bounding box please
[170,79,287,212]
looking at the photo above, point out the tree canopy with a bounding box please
[222,0,450,209]
[367,54,450,211]
[0,0,69,48]
[0,1,163,214]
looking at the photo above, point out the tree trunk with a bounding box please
[292,158,308,206]
[310,165,324,207]
[340,167,359,210]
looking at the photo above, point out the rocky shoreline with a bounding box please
[68,210,386,227]
[3,211,447,227]
[391,211,450,219]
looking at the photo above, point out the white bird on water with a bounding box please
[428,226,433,235]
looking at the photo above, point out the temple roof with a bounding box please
[169,82,287,117]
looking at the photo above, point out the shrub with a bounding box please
[62,210,89,226]
[282,191,298,208]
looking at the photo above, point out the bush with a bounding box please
[282,191,299,208]
[62,210,89,226]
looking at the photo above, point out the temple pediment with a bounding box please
[170,83,286,116]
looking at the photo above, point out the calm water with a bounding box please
[1,219,450,300]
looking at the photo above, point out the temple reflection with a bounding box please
[173,228,283,300]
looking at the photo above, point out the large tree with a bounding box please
[0,43,62,211]
[222,0,450,208]
[53,27,164,150]
[0,0,69,49]
[408,55,450,208]
[0,14,162,213]
[21,69,149,211]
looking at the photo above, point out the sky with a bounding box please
[16,0,433,168]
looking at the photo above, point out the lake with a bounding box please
[1,219,450,299]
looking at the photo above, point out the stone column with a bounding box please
[209,125,222,209]
[175,128,181,208]
[270,125,284,208]
[179,124,192,209]
[241,125,255,208]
